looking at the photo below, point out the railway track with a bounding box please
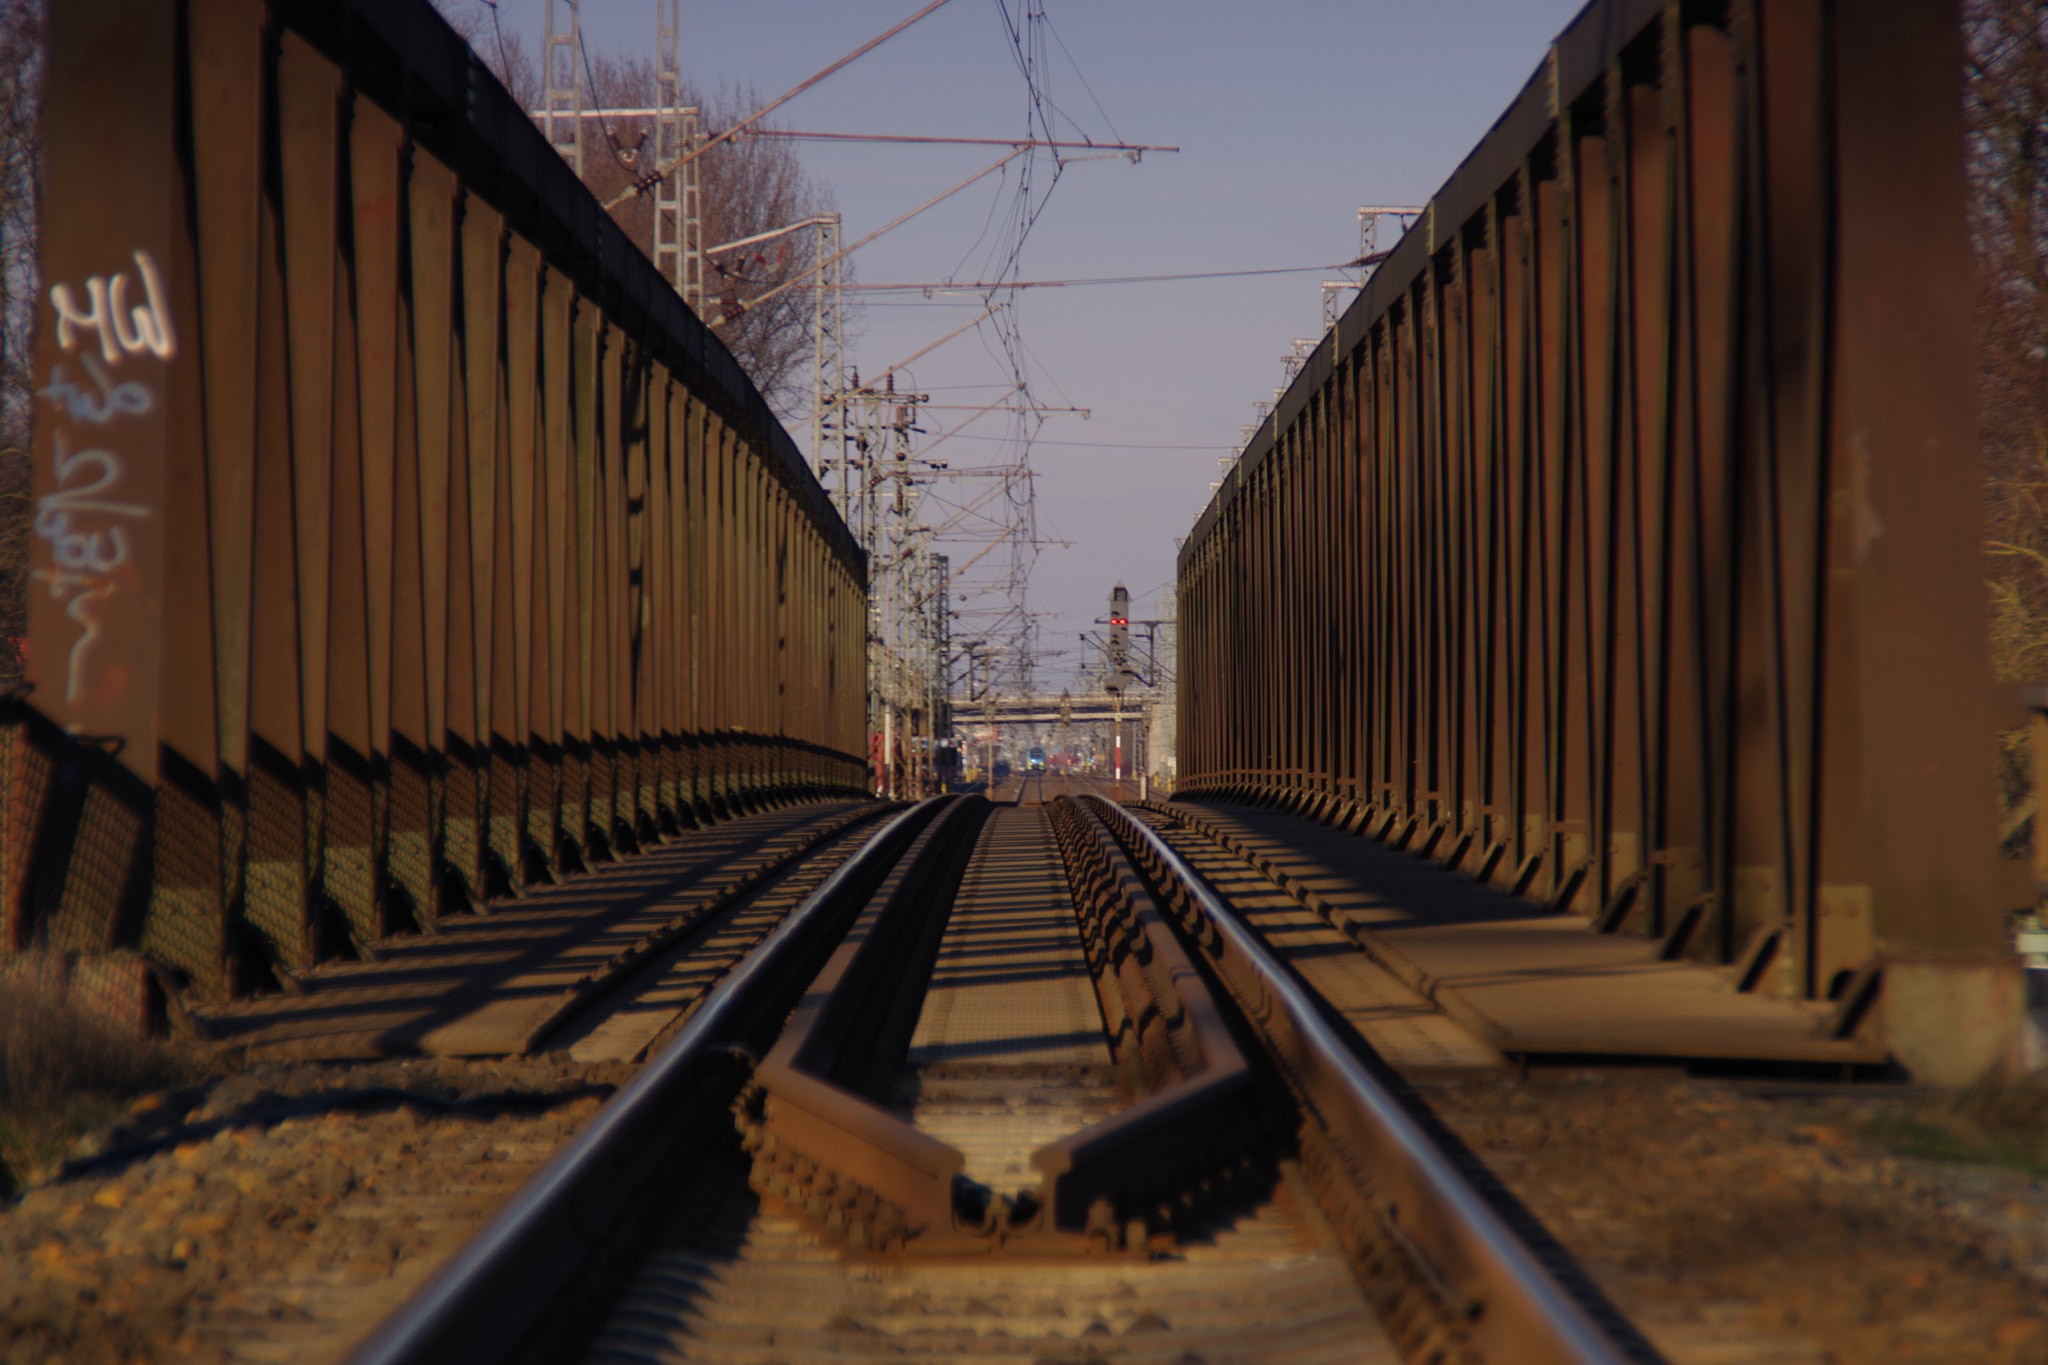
[344,793,1657,1365]
[998,770,1135,806]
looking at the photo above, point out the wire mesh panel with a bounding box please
[1177,0,2005,1006]
[4,0,868,1003]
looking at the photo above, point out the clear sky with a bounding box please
[470,0,1588,696]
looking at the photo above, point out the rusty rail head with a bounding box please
[1032,795,1260,1241]
[747,794,1268,1255]
[342,797,939,1365]
[749,795,983,1246]
[1088,797,1648,1365]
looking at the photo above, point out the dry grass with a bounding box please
[0,959,198,1197]
[1859,1080,2048,1178]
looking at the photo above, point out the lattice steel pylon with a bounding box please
[849,375,950,798]
[1320,282,1347,331]
[929,553,951,748]
[652,0,705,315]
[1358,205,1419,257]
[1319,207,1422,330]
[810,213,846,498]
[543,0,584,176]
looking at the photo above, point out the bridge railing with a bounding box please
[1,0,868,1009]
[1177,0,2017,1061]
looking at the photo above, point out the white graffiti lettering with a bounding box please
[25,570,114,706]
[31,434,152,705]
[38,354,153,424]
[49,250,177,365]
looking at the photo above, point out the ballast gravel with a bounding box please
[1419,1071,2048,1365]
[0,1054,632,1365]
[12,1056,2048,1364]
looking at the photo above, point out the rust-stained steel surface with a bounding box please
[1144,799,1886,1067]
[344,791,1650,1365]
[1176,0,2005,998]
[5,0,868,1006]
[189,801,879,1060]
[1093,796,1647,1365]
[743,795,1258,1254]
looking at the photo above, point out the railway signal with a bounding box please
[1105,582,1133,697]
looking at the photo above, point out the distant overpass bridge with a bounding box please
[961,694,1160,728]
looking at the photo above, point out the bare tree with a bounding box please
[578,61,840,418]
[1976,0,2048,674]
[692,84,851,420]
[430,0,540,108]
[1967,0,2048,844]
[0,0,43,691]
[429,3,838,419]
[0,0,37,450]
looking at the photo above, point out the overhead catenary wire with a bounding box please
[508,0,1153,765]
[851,304,1007,393]
[527,118,1177,155]
[709,151,1029,327]
[650,0,1143,723]
[479,0,514,89]
[945,0,1097,697]
[943,435,1233,451]
[577,26,645,171]
[604,0,963,209]
[848,257,1388,292]
[1039,7,1125,147]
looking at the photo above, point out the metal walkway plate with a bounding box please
[1173,802,1887,1066]
[190,803,872,1060]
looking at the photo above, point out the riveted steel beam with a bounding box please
[9,0,869,1007]
[1176,0,2010,1067]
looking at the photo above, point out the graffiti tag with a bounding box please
[48,250,177,365]
[31,433,152,703]
[38,353,153,425]
[34,251,174,709]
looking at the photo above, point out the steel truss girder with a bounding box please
[1176,0,2005,1008]
[5,0,869,1003]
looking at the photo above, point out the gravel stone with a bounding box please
[0,1054,630,1364]
[1418,1071,2048,1365]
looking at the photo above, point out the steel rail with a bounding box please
[342,798,943,1365]
[1093,799,1644,1365]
